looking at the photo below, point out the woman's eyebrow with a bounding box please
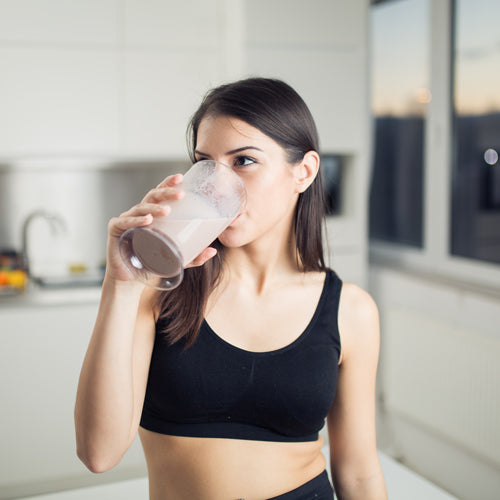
[194,146,263,157]
[226,146,264,155]
[194,149,211,158]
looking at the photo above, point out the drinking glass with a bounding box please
[119,160,246,290]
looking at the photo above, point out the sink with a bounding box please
[32,274,103,289]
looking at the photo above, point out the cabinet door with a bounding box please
[245,0,368,152]
[121,0,223,156]
[0,303,146,498]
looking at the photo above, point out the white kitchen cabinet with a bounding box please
[0,0,368,159]
[121,50,221,158]
[0,47,121,156]
[245,48,366,152]
[244,0,368,152]
[0,295,147,500]
[122,0,220,49]
[245,0,366,49]
[0,0,228,158]
[120,0,227,158]
[0,0,119,45]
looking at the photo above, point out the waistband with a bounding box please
[267,470,334,500]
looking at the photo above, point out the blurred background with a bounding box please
[0,1,498,499]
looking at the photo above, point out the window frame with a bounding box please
[369,0,500,293]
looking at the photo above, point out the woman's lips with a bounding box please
[229,213,243,225]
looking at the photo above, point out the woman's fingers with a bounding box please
[110,203,172,237]
[108,214,153,238]
[141,185,185,204]
[103,173,187,283]
[156,173,183,188]
[120,203,170,219]
[140,173,184,203]
[111,173,185,239]
[186,247,218,268]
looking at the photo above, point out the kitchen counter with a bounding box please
[0,284,102,308]
[0,284,147,500]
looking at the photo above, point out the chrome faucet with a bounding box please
[21,210,68,276]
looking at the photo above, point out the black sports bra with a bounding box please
[140,269,342,442]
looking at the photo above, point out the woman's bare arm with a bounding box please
[74,279,156,473]
[327,283,387,500]
[74,173,215,473]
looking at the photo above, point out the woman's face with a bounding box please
[194,115,302,249]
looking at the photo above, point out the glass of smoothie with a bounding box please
[118,160,246,290]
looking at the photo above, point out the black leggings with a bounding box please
[267,470,334,500]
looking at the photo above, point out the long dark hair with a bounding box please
[157,77,327,346]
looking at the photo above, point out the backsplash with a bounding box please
[0,158,190,277]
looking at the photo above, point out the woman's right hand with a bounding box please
[104,174,184,285]
[103,173,217,286]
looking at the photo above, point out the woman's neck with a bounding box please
[222,237,302,295]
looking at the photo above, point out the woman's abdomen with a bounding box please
[139,428,327,500]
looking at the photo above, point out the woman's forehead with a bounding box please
[197,115,277,150]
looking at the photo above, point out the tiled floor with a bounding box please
[21,451,458,500]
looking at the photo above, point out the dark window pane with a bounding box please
[451,0,500,264]
[369,0,428,247]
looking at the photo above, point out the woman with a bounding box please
[75,77,387,499]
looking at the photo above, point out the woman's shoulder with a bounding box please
[337,281,380,363]
[339,281,378,318]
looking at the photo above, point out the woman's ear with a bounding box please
[294,151,320,193]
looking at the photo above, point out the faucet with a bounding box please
[21,210,68,276]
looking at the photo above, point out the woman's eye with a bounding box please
[234,156,256,168]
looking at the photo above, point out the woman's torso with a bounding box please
[139,429,326,500]
[140,270,341,499]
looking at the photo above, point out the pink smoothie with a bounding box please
[130,193,232,277]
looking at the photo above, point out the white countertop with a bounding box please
[0,285,102,308]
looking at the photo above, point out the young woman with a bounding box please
[75,78,387,500]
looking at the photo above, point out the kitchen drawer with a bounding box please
[0,302,146,499]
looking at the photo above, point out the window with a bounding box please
[369,0,429,247]
[451,0,500,264]
[369,0,500,290]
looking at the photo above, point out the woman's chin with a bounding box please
[218,236,241,248]
[218,228,247,249]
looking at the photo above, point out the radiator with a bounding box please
[382,307,500,468]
